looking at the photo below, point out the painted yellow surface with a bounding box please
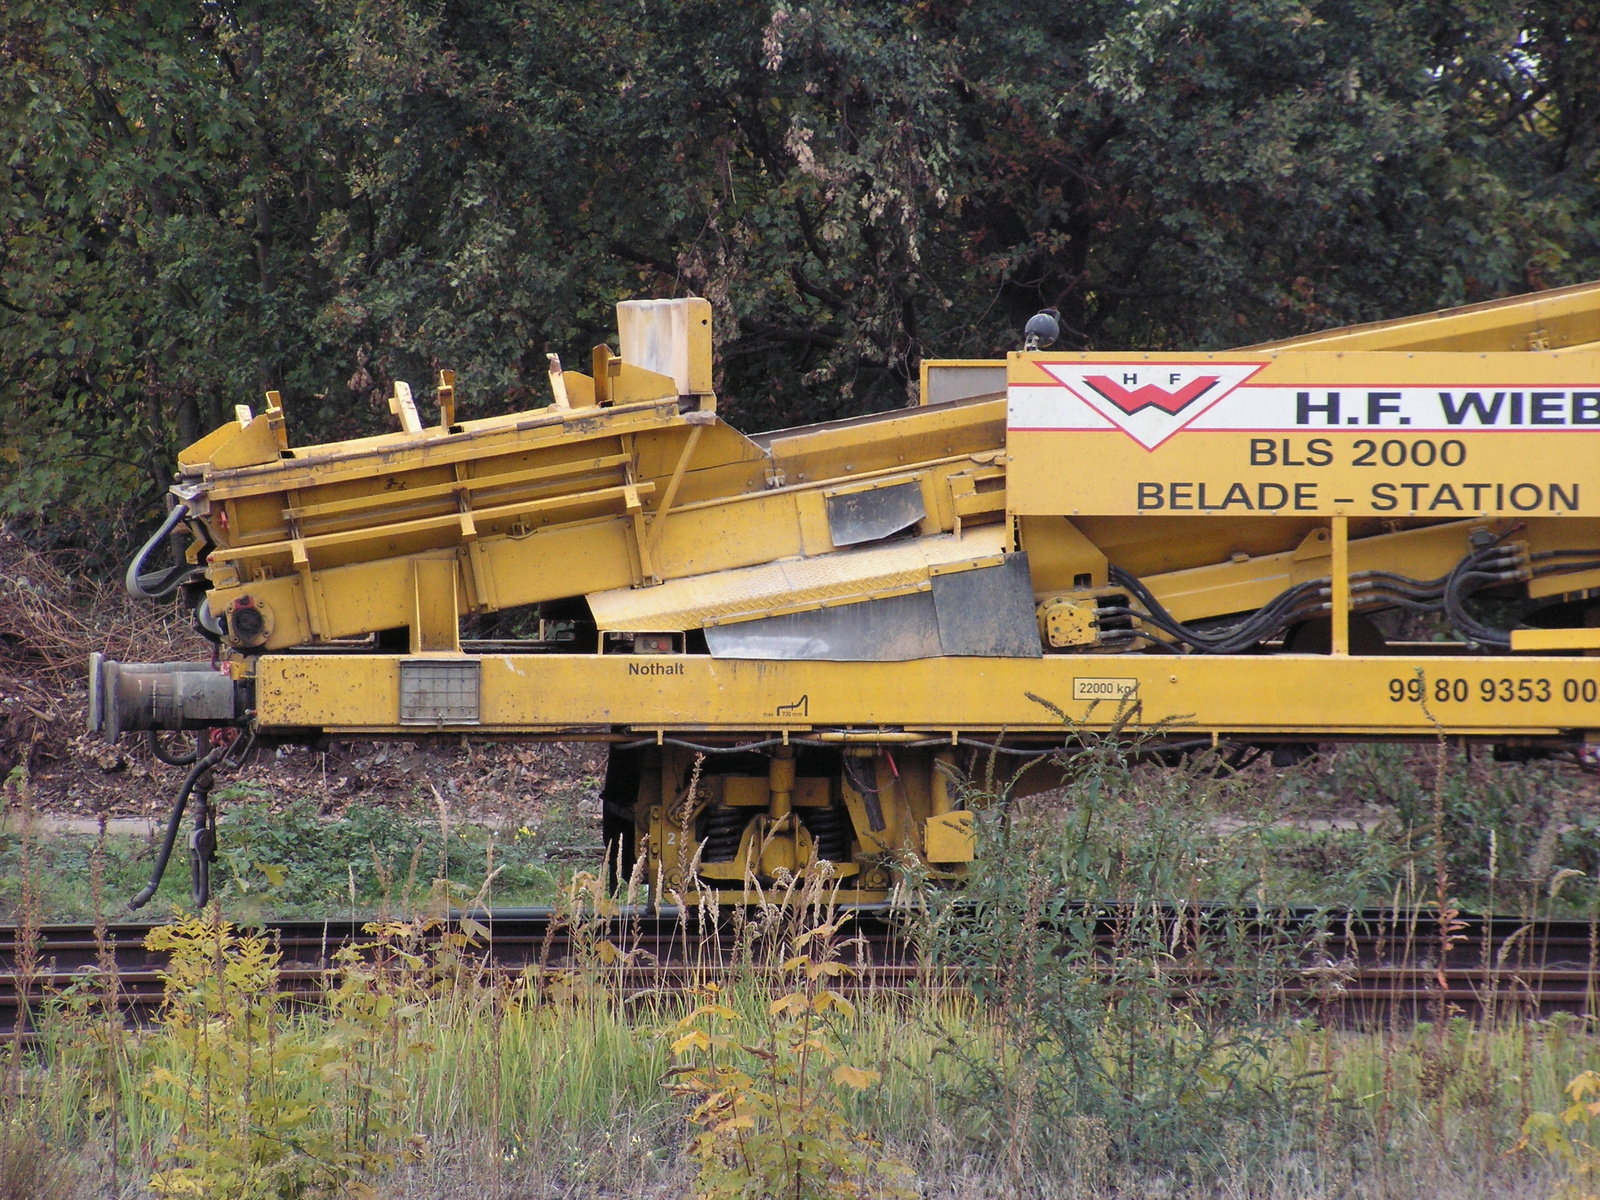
[151,286,1600,896]
[254,653,1600,737]
[1007,351,1600,518]
[1510,628,1600,651]
[1242,279,1600,353]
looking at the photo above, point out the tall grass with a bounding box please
[6,739,1600,1197]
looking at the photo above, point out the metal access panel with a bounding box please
[1007,351,1600,518]
[825,480,926,547]
[399,659,480,724]
[930,553,1042,658]
[703,555,1041,661]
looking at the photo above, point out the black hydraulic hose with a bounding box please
[190,775,217,908]
[194,596,225,644]
[125,502,199,598]
[129,745,226,911]
[1352,592,1446,613]
[1113,539,1543,653]
[1533,559,1600,578]
[1110,566,1328,654]
[1442,540,1527,648]
[1355,568,1453,592]
[1352,571,1449,598]
[146,729,200,767]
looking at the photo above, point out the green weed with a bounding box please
[142,911,428,1198]
[664,912,914,1200]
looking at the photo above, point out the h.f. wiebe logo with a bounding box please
[1028,361,1269,449]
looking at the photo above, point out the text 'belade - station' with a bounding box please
[1134,480,1578,512]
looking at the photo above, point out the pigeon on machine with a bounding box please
[1023,307,1060,351]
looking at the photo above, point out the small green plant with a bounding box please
[142,911,426,1199]
[1518,1069,1600,1199]
[664,916,913,1200]
[924,732,1314,1180]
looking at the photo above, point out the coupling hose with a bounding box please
[125,502,198,599]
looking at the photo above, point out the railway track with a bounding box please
[0,906,1593,1035]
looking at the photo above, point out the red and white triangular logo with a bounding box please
[1037,361,1268,449]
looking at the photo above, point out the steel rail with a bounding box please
[1,906,1595,1033]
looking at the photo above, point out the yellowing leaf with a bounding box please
[834,1064,879,1090]
[769,993,808,1017]
[259,862,288,886]
[673,1030,711,1055]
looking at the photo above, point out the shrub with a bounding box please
[143,911,426,1199]
[0,1120,77,1200]
[922,734,1316,1184]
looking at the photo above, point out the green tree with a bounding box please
[4,0,1597,561]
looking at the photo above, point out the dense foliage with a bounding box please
[4,0,1598,559]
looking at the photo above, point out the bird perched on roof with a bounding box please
[1023,307,1060,351]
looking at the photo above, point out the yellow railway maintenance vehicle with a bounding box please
[92,285,1600,903]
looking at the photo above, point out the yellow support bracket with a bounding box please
[646,420,707,557]
[1330,516,1349,657]
[436,369,456,429]
[410,559,461,654]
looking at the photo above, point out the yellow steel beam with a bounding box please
[1330,516,1349,655]
[193,397,689,500]
[212,480,656,565]
[254,653,1600,737]
[1241,280,1600,353]
[588,525,1008,631]
[284,453,633,524]
[645,420,707,558]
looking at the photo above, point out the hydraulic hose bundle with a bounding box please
[1105,566,1332,654]
[1104,532,1600,654]
[123,502,200,599]
[1441,532,1531,648]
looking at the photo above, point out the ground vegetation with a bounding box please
[3,743,1600,1197]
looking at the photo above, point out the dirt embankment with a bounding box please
[0,529,603,823]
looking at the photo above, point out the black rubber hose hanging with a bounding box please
[842,756,888,832]
[193,595,225,644]
[125,502,200,598]
[189,774,218,907]
[129,745,226,911]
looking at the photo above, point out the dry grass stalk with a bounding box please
[0,526,203,775]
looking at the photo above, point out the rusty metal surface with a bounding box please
[4,906,1595,1034]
